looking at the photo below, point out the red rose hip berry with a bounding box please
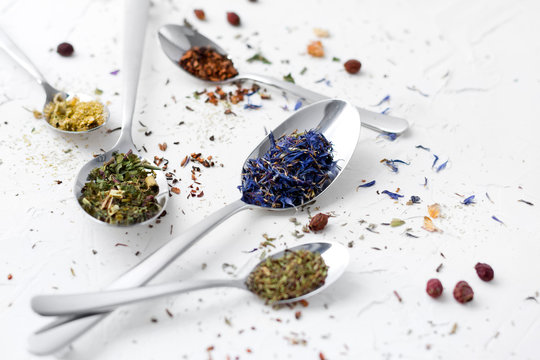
[57,42,74,57]
[453,281,474,303]
[426,278,443,298]
[475,263,494,281]
[227,12,240,26]
[309,213,329,232]
[344,59,361,74]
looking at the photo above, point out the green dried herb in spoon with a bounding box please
[246,249,328,304]
[79,150,161,225]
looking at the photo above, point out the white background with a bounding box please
[1,0,539,359]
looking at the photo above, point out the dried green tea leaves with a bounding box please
[246,249,328,304]
[79,151,161,225]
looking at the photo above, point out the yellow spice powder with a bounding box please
[44,93,105,132]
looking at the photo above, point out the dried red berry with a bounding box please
[453,281,474,304]
[426,278,443,298]
[475,263,494,281]
[309,213,329,231]
[57,42,74,57]
[227,12,240,26]
[194,9,205,20]
[344,59,361,74]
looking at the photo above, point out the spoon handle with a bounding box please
[32,279,240,316]
[114,0,149,148]
[0,27,56,95]
[27,199,247,355]
[239,73,409,135]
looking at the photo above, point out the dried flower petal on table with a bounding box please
[462,195,475,205]
[373,95,390,106]
[427,203,441,218]
[357,180,376,189]
[307,41,324,57]
[436,160,448,172]
[390,218,405,227]
[416,145,430,151]
[313,28,330,37]
[492,215,504,224]
[422,216,441,232]
[406,195,421,205]
[432,154,439,168]
[382,190,404,200]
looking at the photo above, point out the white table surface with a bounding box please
[1,0,539,359]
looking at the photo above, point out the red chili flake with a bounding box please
[246,348,252,353]
[319,352,326,360]
[154,156,163,166]
[309,213,329,231]
[227,12,241,26]
[158,143,167,151]
[165,308,173,318]
[475,263,494,281]
[194,9,206,20]
[181,155,189,167]
[294,311,302,320]
[393,290,403,302]
[426,279,443,298]
[54,180,62,184]
[115,243,128,247]
[7,274,13,280]
[453,281,474,304]
[298,299,309,307]
[207,345,214,351]
[171,187,181,195]
[197,191,204,198]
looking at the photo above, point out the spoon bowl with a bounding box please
[31,241,350,316]
[158,24,409,135]
[0,27,109,134]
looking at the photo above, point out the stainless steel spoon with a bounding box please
[158,24,409,136]
[28,98,359,356]
[72,0,168,227]
[0,27,109,134]
[32,241,349,316]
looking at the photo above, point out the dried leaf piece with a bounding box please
[390,218,405,227]
[171,187,181,194]
[422,216,442,233]
[427,203,441,218]
[313,28,329,38]
[158,142,167,151]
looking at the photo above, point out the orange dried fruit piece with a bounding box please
[427,203,441,218]
[307,41,324,57]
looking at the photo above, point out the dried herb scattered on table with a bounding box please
[79,151,161,225]
[246,249,328,304]
[179,46,238,81]
[239,130,337,208]
[44,93,105,131]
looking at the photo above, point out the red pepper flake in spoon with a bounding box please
[180,47,238,81]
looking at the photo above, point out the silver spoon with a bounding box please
[158,24,409,136]
[72,1,168,227]
[0,27,109,134]
[28,98,359,355]
[32,241,349,316]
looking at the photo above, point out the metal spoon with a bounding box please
[73,0,168,227]
[28,98,359,355]
[157,24,409,136]
[0,27,109,134]
[32,242,349,316]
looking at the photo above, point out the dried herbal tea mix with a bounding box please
[79,151,161,225]
[179,46,238,81]
[246,249,328,303]
[44,93,105,131]
[239,130,337,208]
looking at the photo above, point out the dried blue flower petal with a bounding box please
[381,158,409,172]
[294,100,303,111]
[486,192,494,203]
[244,103,262,109]
[436,160,448,172]
[410,195,421,204]
[492,215,504,224]
[381,107,390,115]
[432,154,439,168]
[239,130,337,208]
[423,177,428,187]
[416,145,430,151]
[518,199,534,206]
[357,180,376,188]
[315,78,326,83]
[382,190,404,200]
[110,69,120,75]
[462,195,475,205]
[373,95,390,106]
[379,132,397,141]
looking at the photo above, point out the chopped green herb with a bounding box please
[246,249,328,304]
[247,53,272,64]
[300,67,307,75]
[79,150,161,225]
[94,88,103,95]
[332,57,340,62]
[283,73,295,83]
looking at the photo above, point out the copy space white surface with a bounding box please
[1,0,539,359]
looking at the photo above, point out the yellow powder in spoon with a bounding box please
[44,93,105,132]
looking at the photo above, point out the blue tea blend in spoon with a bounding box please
[239,130,338,208]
